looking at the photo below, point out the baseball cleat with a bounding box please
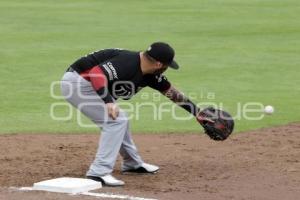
[87,174,125,186]
[122,163,159,174]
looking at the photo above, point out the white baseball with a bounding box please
[264,105,274,114]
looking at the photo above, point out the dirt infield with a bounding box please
[0,123,300,200]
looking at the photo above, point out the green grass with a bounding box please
[1,0,300,134]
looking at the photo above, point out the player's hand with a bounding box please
[106,103,119,120]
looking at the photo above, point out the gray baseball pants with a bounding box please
[60,71,143,177]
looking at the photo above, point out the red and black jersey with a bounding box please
[69,49,171,102]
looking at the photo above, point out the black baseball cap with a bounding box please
[145,42,179,69]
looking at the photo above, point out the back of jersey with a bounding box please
[70,49,121,73]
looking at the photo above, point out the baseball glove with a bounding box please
[196,107,234,141]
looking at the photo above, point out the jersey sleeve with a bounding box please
[88,66,114,103]
[144,74,171,92]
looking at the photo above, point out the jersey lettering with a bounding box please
[102,62,118,81]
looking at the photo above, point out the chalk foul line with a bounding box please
[13,187,158,200]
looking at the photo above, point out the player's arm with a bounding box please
[146,74,213,121]
[162,86,199,116]
[145,74,199,116]
[161,86,198,115]
[87,66,119,120]
[162,86,215,123]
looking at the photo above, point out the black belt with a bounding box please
[66,67,75,72]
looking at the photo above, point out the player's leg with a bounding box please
[61,71,126,185]
[61,71,108,125]
[86,111,128,177]
[119,118,159,174]
[119,121,144,170]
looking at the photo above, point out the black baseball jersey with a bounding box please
[70,49,171,100]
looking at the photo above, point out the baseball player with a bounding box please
[60,42,233,186]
